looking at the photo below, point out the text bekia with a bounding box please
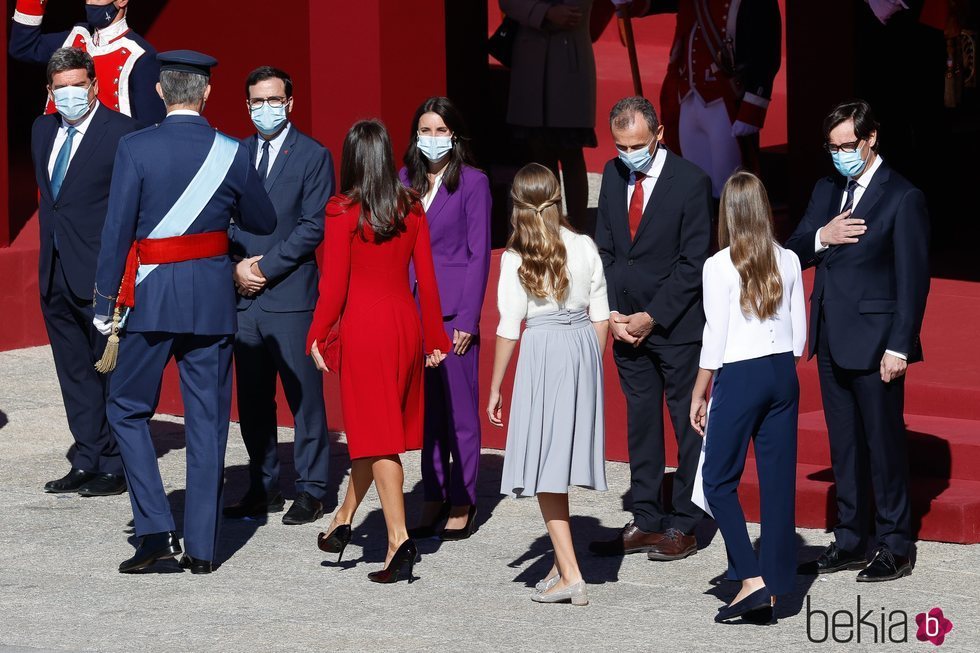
[806,595,909,644]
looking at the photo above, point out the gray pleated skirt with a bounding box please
[500,309,607,498]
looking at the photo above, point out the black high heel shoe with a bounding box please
[407,501,450,539]
[715,586,774,624]
[317,523,352,562]
[440,505,477,541]
[367,539,419,584]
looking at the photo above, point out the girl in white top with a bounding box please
[689,171,806,625]
[488,163,609,607]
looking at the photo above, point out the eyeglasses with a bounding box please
[248,97,288,110]
[823,140,863,154]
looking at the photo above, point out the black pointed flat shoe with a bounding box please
[715,586,773,623]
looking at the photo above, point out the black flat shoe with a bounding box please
[368,539,419,584]
[317,523,352,562]
[282,492,324,525]
[407,501,450,539]
[119,531,182,573]
[715,586,773,623]
[856,547,912,582]
[440,505,477,541]
[797,542,866,575]
[77,473,127,496]
[44,468,97,493]
[178,554,213,574]
[222,490,285,518]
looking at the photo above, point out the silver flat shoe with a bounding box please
[530,580,588,606]
[535,574,561,593]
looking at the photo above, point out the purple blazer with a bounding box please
[400,164,492,335]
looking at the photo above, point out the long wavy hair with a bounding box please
[506,164,572,302]
[339,120,414,243]
[718,171,783,321]
[403,96,478,196]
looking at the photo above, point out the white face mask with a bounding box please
[417,135,453,162]
[52,85,94,122]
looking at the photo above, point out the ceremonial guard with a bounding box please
[641,0,781,197]
[92,51,276,575]
[9,0,165,122]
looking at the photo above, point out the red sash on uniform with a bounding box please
[116,231,228,308]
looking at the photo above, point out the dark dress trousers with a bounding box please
[31,104,139,475]
[594,149,712,534]
[785,160,930,557]
[94,115,276,561]
[229,125,335,501]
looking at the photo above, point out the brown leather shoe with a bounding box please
[646,528,698,561]
[589,521,666,556]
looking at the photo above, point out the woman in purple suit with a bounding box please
[400,97,492,540]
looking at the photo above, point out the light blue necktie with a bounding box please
[50,125,78,200]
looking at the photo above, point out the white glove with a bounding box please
[867,0,908,25]
[93,315,112,336]
[731,120,760,137]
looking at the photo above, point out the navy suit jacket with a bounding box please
[94,115,277,335]
[785,161,930,369]
[31,104,140,299]
[229,125,334,313]
[594,149,713,345]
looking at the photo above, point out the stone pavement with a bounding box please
[0,345,977,652]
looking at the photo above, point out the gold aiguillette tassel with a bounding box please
[94,307,122,374]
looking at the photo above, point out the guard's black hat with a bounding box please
[156,50,218,77]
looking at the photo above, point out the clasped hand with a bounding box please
[235,255,267,296]
[609,311,654,347]
[820,210,866,246]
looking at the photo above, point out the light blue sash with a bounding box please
[135,132,238,285]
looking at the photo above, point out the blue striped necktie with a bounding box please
[50,125,78,200]
[842,179,858,212]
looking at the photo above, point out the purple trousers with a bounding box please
[422,320,481,505]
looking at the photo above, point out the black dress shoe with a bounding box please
[282,492,324,525]
[119,531,182,573]
[222,490,285,518]
[77,473,127,496]
[797,542,866,575]
[44,468,97,493]
[441,505,477,541]
[857,547,912,582]
[178,554,213,574]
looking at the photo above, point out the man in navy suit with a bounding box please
[788,99,930,583]
[224,66,334,525]
[32,48,138,497]
[93,51,276,574]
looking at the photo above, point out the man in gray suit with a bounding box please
[225,66,335,525]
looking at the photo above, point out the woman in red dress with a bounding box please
[307,120,450,584]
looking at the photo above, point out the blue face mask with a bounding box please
[618,140,655,173]
[250,103,288,136]
[52,85,94,122]
[417,135,453,162]
[86,2,120,30]
[831,144,868,178]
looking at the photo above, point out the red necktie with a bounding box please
[628,172,646,240]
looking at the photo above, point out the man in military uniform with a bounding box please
[9,0,165,122]
[93,50,276,574]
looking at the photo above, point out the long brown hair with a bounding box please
[506,164,572,302]
[718,171,783,321]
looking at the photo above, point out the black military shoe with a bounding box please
[77,473,127,496]
[797,542,867,575]
[282,492,324,525]
[119,531,182,573]
[222,490,285,518]
[44,468,97,493]
[178,554,213,575]
[857,547,912,582]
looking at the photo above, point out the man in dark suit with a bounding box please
[591,96,712,560]
[789,99,930,583]
[93,51,276,574]
[32,48,138,496]
[224,66,335,525]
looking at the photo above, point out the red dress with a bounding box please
[307,196,451,459]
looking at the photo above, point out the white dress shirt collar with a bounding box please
[851,152,883,190]
[93,16,130,46]
[631,144,667,182]
[256,122,291,151]
[167,109,201,117]
[61,100,101,135]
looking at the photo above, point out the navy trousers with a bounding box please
[234,304,329,500]
[40,252,121,475]
[702,352,799,595]
[107,331,233,562]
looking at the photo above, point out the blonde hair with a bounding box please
[718,171,783,321]
[507,163,572,302]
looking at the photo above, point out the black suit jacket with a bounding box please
[31,104,139,299]
[785,161,930,369]
[595,149,713,345]
[229,126,335,313]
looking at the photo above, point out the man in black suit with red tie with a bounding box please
[788,100,930,583]
[591,96,712,561]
